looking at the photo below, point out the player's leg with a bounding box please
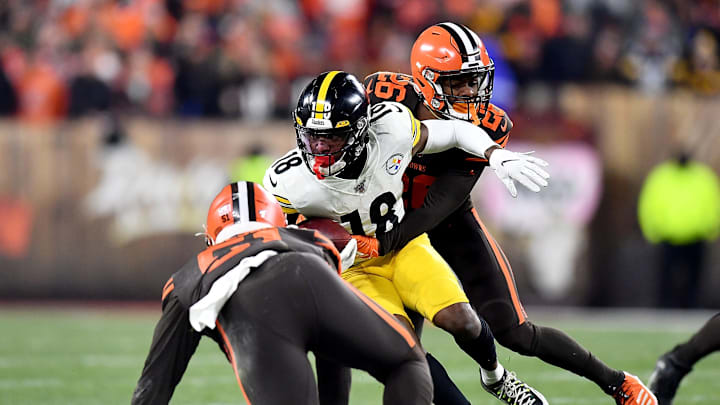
[393,233,547,404]
[407,309,471,405]
[215,257,320,404]
[310,255,432,405]
[356,246,470,405]
[352,255,470,405]
[431,208,655,403]
[316,355,352,405]
[649,312,720,404]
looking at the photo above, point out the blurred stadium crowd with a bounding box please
[0,0,719,123]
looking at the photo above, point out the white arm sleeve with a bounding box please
[421,119,498,157]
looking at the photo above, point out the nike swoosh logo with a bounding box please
[500,159,519,167]
[269,176,278,187]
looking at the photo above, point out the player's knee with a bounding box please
[494,321,538,356]
[381,348,433,404]
[402,357,434,404]
[433,303,482,340]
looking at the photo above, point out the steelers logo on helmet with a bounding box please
[294,71,371,179]
[411,22,495,124]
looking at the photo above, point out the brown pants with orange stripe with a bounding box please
[217,252,432,405]
[425,207,626,395]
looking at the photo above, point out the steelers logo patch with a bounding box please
[385,153,404,175]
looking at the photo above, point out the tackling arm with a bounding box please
[415,119,498,157]
[417,119,550,198]
[377,171,478,255]
[131,293,202,405]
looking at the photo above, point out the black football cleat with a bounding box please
[648,353,691,405]
[481,369,548,405]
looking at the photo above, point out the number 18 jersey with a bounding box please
[263,102,421,237]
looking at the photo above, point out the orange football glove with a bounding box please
[351,235,380,259]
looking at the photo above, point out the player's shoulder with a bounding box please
[364,71,421,110]
[364,71,413,88]
[369,101,421,146]
[479,103,513,145]
[263,149,306,214]
[279,227,342,271]
[370,101,414,123]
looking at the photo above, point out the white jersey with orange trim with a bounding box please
[263,101,421,237]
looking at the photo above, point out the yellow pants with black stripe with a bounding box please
[341,233,469,325]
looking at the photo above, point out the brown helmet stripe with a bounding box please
[246,182,257,222]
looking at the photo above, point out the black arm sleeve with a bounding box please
[131,294,202,405]
[378,170,481,255]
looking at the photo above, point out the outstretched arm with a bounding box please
[416,119,550,198]
[131,293,201,405]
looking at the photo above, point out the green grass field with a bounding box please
[1,305,718,405]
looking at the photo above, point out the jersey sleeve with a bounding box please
[461,103,513,164]
[480,103,513,147]
[263,155,299,215]
[370,101,422,148]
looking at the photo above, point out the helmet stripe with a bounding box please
[456,23,484,63]
[315,70,341,119]
[438,22,476,62]
[456,23,480,49]
[246,182,257,221]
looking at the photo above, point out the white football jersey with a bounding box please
[263,102,421,236]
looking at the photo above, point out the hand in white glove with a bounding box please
[339,238,358,272]
[488,148,550,198]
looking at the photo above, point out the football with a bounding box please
[298,217,351,250]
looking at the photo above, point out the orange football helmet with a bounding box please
[411,22,494,122]
[204,181,286,245]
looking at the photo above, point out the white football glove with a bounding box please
[488,148,550,198]
[339,237,358,272]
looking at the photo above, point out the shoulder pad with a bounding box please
[365,72,422,111]
[370,101,421,147]
[479,103,513,146]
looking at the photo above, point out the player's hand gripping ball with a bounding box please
[298,217,351,250]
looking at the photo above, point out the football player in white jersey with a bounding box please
[264,71,549,405]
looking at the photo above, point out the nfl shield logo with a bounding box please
[354,180,366,193]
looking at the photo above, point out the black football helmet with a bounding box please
[294,71,370,178]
